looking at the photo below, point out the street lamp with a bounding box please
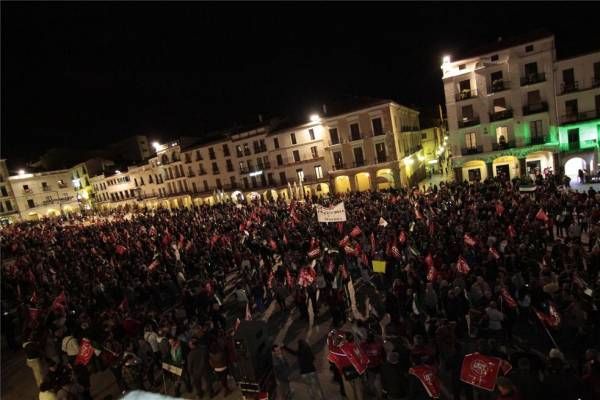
[309,114,321,123]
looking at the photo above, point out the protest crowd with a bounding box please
[1,173,600,400]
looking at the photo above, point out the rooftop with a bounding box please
[452,29,554,61]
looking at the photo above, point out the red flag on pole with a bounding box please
[464,234,477,247]
[536,208,549,222]
[457,256,470,274]
[534,303,561,328]
[51,291,67,312]
[409,365,441,399]
[391,245,402,259]
[336,222,344,235]
[350,226,362,238]
[75,338,95,366]
[398,230,407,244]
[460,352,512,391]
[499,288,517,309]
[489,247,500,260]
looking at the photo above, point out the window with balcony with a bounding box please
[290,133,297,145]
[243,143,251,156]
[568,128,580,150]
[372,118,384,135]
[230,176,236,188]
[259,139,266,152]
[0,202,4,213]
[23,184,31,193]
[279,172,287,184]
[236,145,243,158]
[212,162,219,175]
[522,62,545,85]
[226,159,234,172]
[293,150,300,162]
[329,128,340,145]
[203,180,209,192]
[460,105,478,127]
[276,154,283,166]
[209,147,216,160]
[491,97,512,121]
[333,151,344,169]
[490,70,506,92]
[27,199,35,208]
[251,176,258,188]
[353,147,365,167]
[350,123,361,141]
[375,142,387,163]
[223,144,230,157]
[565,99,579,118]
[315,165,323,180]
[562,68,577,93]
[273,138,280,149]
[491,54,499,61]
[524,90,547,115]
[308,129,315,141]
[1,186,8,197]
[296,169,304,183]
[216,179,222,189]
[530,120,544,144]
[247,160,253,170]
[494,126,510,150]
[253,140,260,153]
[185,153,191,163]
[310,146,318,159]
[267,173,274,185]
[465,132,477,149]
[458,79,475,100]
[257,157,264,169]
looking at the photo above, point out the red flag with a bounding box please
[75,338,95,366]
[457,256,470,274]
[427,266,438,282]
[464,234,476,247]
[51,291,67,312]
[340,341,369,376]
[350,226,362,238]
[409,365,441,399]
[148,259,160,271]
[398,231,407,244]
[424,253,434,269]
[536,208,549,222]
[534,303,561,328]
[489,247,500,260]
[308,248,321,258]
[115,245,127,255]
[507,224,516,238]
[298,267,316,287]
[460,352,512,392]
[339,235,350,247]
[495,201,505,216]
[499,288,517,309]
[269,239,278,251]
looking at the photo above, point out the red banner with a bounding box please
[115,245,127,255]
[460,352,512,391]
[340,341,369,376]
[409,365,441,398]
[536,208,549,222]
[75,338,95,366]
[534,303,561,328]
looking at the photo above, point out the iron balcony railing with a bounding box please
[492,140,516,151]
[560,81,579,94]
[522,102,548,116]
[455,88,478,101]
[458,116,480,128]
[560,109,600,124]
[520,72,546,86]
[489,108,513,121]
[461,145,483,155]
[488,80,510,93]
[529,135,547,145]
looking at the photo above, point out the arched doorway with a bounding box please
[355,172,371,192]
[526,151,554,178]
[492,156,519,179]
[28,212,40,221]
[315,183,330,197]
[247,192,261,202]
[564,157,586,182]
[47,209,60,218]
[376,169,394,190]
[461,160,486,182]
[334,176,351,194]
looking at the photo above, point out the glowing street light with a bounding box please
[152,142,161,151]
[309,114,321,123]
[18,169,25,175]
[442,55,451,64]
[115,170,121,174]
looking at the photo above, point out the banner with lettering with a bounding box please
[316,202,347,223]
[460,352,512,391]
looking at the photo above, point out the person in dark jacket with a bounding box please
[284,339,324,400]
[187,337,213,398]
[542,356,583,400]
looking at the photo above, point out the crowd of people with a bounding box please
[1,173,600,400]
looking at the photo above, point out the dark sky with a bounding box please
[3,2,600,166]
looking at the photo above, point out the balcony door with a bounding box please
[375,142,386,163]
[490,71,503,91]
[353,147,365,167]
[565,99,579,118]
[459,79,472,99]
[568,128,580,150]
[465,132,477,149]
[562,68,575,90]
[524,62,538,77]
[493,97,507,113]
[496,126,508,146]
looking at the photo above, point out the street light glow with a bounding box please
[115,170,121,174]
[18,169,25,175]
[442,55,451,64]
[309,114,321,123]
[152,142,161,151]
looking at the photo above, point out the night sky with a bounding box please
[3,2,600,166]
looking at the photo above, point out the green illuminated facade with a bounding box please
[557,119,600,152]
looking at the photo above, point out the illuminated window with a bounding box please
[315,165,323,179]
[465,132,477,149]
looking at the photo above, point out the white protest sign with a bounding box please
[316,202,347,223]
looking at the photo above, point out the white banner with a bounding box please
[316,202,347,223]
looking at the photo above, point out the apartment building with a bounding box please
[8,169,80,220]
[554,51,600,178]
[442,32,561,182]
[0,160,19,224]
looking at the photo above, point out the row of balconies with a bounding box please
[558,77,600,95]
[458,102,549,128]
[460,135,550,155]
[455,73,548,103]
[559,109,600,124]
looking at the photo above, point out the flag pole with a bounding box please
[535,313,561,351]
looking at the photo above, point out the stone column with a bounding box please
[454,167,463,182]
[519,158,527,178]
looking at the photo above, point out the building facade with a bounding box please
[8,169,80,220]
[0,160,20,224]
[443,32,600,183]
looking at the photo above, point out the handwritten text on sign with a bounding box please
[316,202,347,223]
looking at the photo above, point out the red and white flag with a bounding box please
[464,234,476,247]
[460,352,512,392]
[457,256,470,274]
[75,338,95,366]
[148,259,160,271]
[409,365,441,399]
[499,288,517,309]
[489,247,500,260]
[340,341,369,376]
[298,267,316,287]
[534,302,561,328]
[350,226,362,238]
[536,208,549,222]
[391,245,401,259]
[344,245,357,256]
[427,266,438,282]
[339,235,350,247]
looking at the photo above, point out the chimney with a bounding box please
[322,104,327,115]
[258,114,263,123]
